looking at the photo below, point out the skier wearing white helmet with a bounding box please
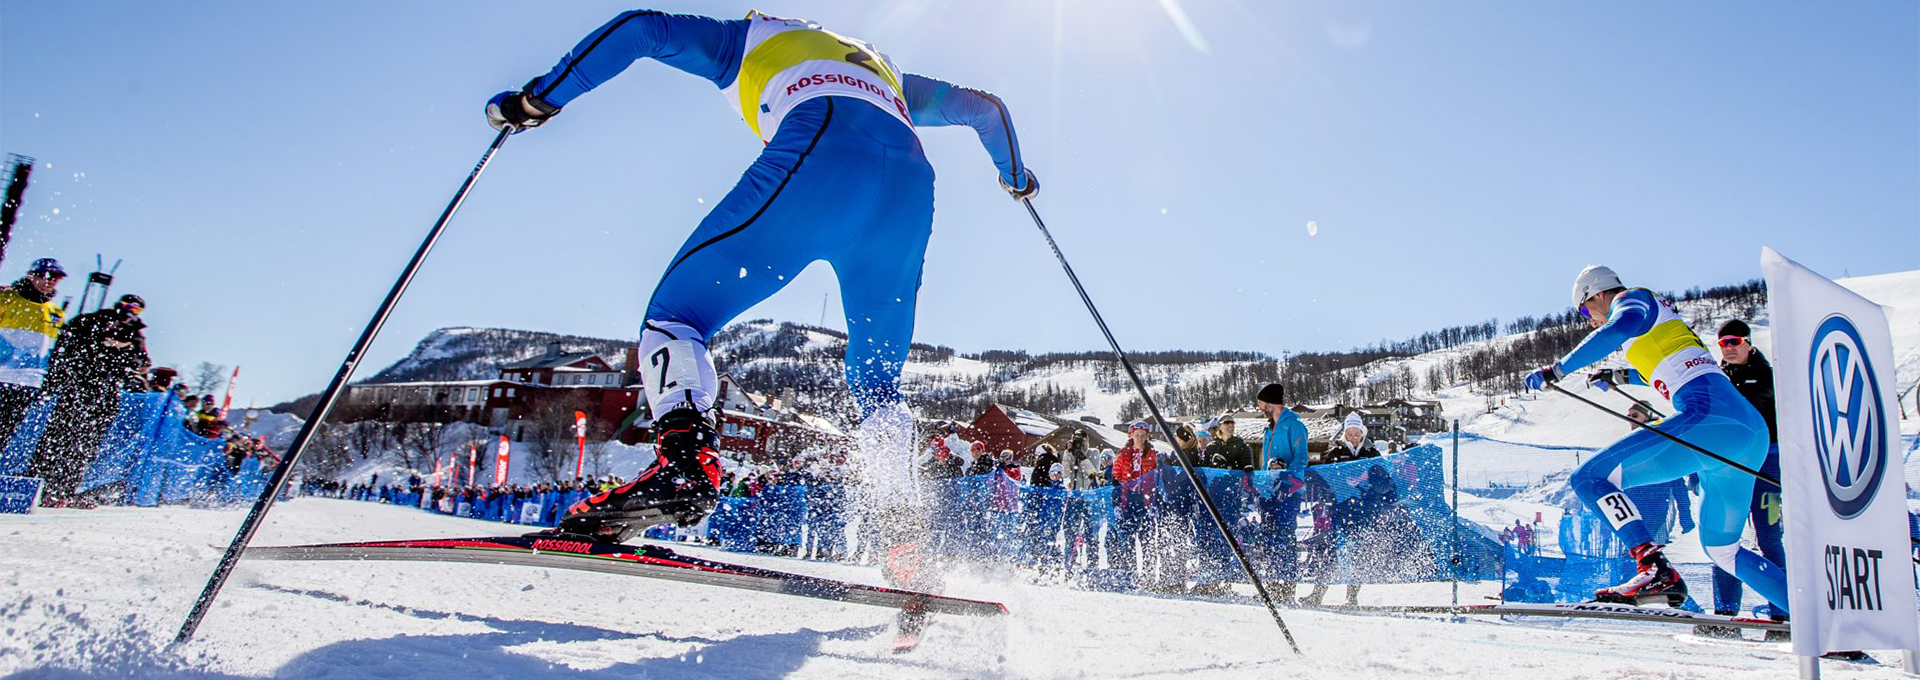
[1524,265,1786,612]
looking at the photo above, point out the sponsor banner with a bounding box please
[0,474,43,513]
[1761,247,1918,658]
[493,435,510,487]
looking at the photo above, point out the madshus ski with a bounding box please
[1312,601,1788,632]
[242,535,1009,618]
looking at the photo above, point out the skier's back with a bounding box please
[487,10,1034,542]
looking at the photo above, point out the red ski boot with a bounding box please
[556,407,721,543]
[1594,543,1688,607]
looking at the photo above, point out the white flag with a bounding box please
[1762,247,1917,659]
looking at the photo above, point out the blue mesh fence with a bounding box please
[0,391,266,505]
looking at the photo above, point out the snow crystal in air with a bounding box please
[1307,221,1318,236]
[738,268,748,278]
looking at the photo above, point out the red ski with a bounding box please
[242,534,1009,618]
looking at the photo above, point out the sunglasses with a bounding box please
[29,271,64,280]
[118,302,144,314]
[1717,336,1745,348]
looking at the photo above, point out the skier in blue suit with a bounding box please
[486,10,1034,543]
[1526,265,1787,613]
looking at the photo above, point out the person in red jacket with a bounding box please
[1112,422,1158,483]
[1110,422,1158,578]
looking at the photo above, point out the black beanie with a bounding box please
[1256,383,1285,405]
[1718,319,1751,338]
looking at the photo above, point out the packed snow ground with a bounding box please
[2,499,1906,679]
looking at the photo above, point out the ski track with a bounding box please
[2,499,1902,679]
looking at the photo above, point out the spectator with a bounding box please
[1059,431,1101,573]
[1256,382,1309,601]
[27,294,149,508]
[145,365,177,393]
[1322,412,1379,463]
[1299,472,1361,606]
[1167,422,1203,470]
[920,432,963,479]
[1059,431,1098,491]
[995,448,1021,481]
[0,258,66,451]
[1111,422,1158,483]
[1203,416,1255,471]
[964,444,997,477]
[195,394,222,437]
[1109,422,1158,575]
[1028,443,1059,488]
[939,423,974,469]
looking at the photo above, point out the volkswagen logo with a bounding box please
[1806,315,1888,519]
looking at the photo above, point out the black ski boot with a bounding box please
[1593,543,1688,607]
[556,407,722,543]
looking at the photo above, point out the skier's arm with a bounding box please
[902,73,1028,188]
[524,11,746,110]
[1555,288,1656,374]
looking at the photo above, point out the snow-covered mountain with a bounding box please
[284,271,1918,446]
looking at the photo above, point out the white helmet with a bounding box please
[1571,265,1623,306]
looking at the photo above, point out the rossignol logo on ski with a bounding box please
[530,538,594,554]
[1806,314,1888,520]
[1567,603,1689,619]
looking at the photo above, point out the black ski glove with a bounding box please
[486,79,561,133]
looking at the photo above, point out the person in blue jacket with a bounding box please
[486,10,1034,543]
[1255,382,1309,599]
[1525,265,1786,613]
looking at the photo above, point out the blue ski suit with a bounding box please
[521,10,1027,418]
[1556,288,1788,612]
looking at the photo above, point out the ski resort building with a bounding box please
[963,403,1130,462]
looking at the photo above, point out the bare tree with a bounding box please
[394,421,452,478]
[301,422,357,480]
[189,362,229,396]
[525,392,593,483]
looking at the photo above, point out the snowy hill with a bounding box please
[276,271,1917,445]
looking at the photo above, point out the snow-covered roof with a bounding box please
[995,404,1130,449]
[501,352,603,370]
[354,379,516,388]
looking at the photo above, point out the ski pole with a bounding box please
[174,128,513,644]
[1548,381,1775,485]
[1543,382,1920,564]
[1016,197,1302,656]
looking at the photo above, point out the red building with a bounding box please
[964,403,1128,463]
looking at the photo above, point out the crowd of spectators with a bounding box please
[0,255,265,509]
[310,382,1426,602]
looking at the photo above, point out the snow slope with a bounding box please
[4,499,1904,679]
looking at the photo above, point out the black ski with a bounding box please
[1311,601,1788,632]
[241,535,1009,618]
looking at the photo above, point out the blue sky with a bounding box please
[1,1,1914,407]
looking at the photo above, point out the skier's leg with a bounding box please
[1571,412,1715,603]
[1569,424,1688,548]
[638,106,858,416]
[567,101,860,540]
[830,139,933,512]
[1695,451,1789,614]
